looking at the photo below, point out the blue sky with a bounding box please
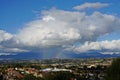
[0,0,120,58]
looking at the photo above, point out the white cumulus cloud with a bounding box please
[73,2,109,10]
[74,40,120,53]
[16,10,82,48]
[0,30,13,43]
[0,8,120,55]
[6,9,120,50]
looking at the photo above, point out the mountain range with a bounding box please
[0,52,120,60]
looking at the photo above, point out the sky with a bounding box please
[0,0,120,58]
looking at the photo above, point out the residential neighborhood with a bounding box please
[0,58,113,80]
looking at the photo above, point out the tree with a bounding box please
[23,74,44,80]
[44,72,74,80]
[106,58,120,80]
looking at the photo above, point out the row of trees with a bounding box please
[21,72,74,80]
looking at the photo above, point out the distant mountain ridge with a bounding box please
[65,52,120,58]
[0,52,120,60]
[0,52,42,60]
